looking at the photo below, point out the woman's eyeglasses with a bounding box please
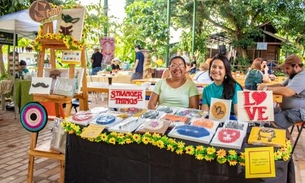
[170,64,185,68]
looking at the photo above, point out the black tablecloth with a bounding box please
[65,133,295,183]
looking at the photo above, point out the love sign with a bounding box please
[237,91,274,122]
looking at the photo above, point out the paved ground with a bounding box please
[0,95,304,183]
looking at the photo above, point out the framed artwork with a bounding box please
[208,98,232,122]
[29,77,52,94]
[62,50,81,64]
[237,91,274,122]
[53,77,76,97]
[55,8,85,41]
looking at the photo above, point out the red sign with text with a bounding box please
[108,86,146,109]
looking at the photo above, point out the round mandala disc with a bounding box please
[20,102,48,132]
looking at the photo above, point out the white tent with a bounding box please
[0,9,40,39]
[0,9,40,78]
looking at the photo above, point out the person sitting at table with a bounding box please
[148,56,199,109]
[111,57,121,72]
[201,54,243,117]
[161,67,192,80]
[18,60,31,80]
[244,57,270,90]
[257,54,305,129]
[261,58,276,81]
[193,59,213,84]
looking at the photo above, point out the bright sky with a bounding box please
[79,0,126,22]
[79,0,180,43]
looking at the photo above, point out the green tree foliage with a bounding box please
[173,0,305,62]
[122,1,169,63]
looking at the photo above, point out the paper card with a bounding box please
[55,8,85,41]
[245,146,275,178]
[80,124,105,139]
[29,77,52,94]
[62,50,81,64]
[108,86,146,109]
[209,98,232,122]
[237,91,274,122]
[247,127,286,147]
[53,77,76,97]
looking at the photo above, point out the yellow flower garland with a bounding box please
[62,121,292,166]
[32,4,87,52]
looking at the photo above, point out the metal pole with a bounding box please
[191,0,197,56]
[165,0,171,67]
[104,0,108,37]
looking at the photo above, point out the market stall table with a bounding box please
[65,126,295,183]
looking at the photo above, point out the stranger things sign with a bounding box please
[108,86,146,109]
[237,91,274,122]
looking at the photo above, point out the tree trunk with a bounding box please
[0,45,5,77]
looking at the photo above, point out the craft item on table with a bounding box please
[96,114,116,125]
[108,117,142,133]
[168,124,216,144]
[161,114,189,124]
[20,102,48,132]
[141,110,159,119]
[176,108,204,118]
[217,129,241,143]
[209,98,232,122]
[223,120,248,136]
[119,107,147,117]
[248,127,286,147]
[69,111,97,126]
[237,91,274,122]
[156,105,177,114]
[80,124,105,139]
[176,125,210,137]
[91,113,123,128]
[90,107,109,114]
[210,128,245,149]
[135,119,170,135]
[192,118,215,129]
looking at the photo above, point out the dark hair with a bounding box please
[209,54,242,99]
[20,60,26,66]
[135,45,141,50]
[169,56,186,67]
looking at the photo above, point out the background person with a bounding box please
[18,60,30,79]
[244,57,270,90]
[148,56,199,109]
[261,58,276,80]
[202,54,243,117]
[90,46,103,75]
[111,57,121,72]
[189,55,197,74]
[192,61,212,84]
[257,54,305,129]
[131,45,144,80]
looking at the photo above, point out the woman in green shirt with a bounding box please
[202,54,242,117]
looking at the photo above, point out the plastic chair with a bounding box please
[40,102,65,120]
[289,122,305,154]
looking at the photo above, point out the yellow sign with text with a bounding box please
[245,147,275,178]
[80,124,105,139]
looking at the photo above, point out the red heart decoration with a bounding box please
[252,91,267,105]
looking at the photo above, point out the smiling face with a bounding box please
[169,57,186,78]
[210,59,226,83]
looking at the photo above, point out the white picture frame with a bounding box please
[29,77,52,94]
[208,98,232,122]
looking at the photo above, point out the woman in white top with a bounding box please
[193,61,213,84]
